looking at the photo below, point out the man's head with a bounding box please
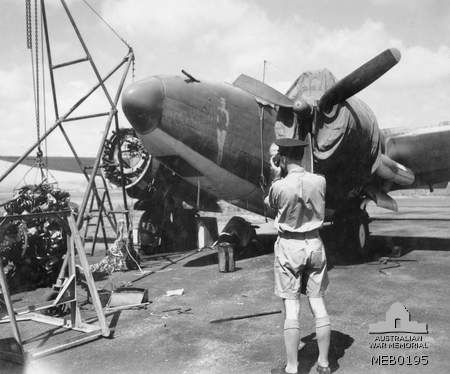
[274,138,308,173]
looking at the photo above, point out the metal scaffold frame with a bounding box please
[0,0,135,363]
[0,210,110,363]
[0,0,134,245]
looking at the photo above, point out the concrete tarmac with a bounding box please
[1,195,449,374]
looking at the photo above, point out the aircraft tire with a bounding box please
[351,214,370,258]
[335,210,370,260]
[348,211,370,259]
[138,211,163,255]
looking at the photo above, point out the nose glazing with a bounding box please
[121,77,164,134]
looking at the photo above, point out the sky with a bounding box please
[0,0,449,165]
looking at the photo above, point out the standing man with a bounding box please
[265,138,331,374]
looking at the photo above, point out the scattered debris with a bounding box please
[379,261,401,275]
[166,288,184,296]
[210,310,282,323]
[368,256,417,276]
[107,287,148,309]
[149,307,193,318]
[105,302,150,312]
[90,221,140,275]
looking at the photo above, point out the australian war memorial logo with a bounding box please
[368,302,430,368]
[369,302,428,334]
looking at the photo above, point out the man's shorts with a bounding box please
[273,232,328,299]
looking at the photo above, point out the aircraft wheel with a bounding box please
[335,210,370,259]
[138,211,163,255]
[350,214,370,258]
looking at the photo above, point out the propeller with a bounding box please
[318,48,401,112]
[233,74,294,108]
[233,48,401,114]
[233,49,401,175]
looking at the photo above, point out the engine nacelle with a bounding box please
[102,128,156,199]
[286,70,384,208]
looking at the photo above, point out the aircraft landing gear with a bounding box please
[137,205,198,255]
[334,207,370,259]
[138,211,164,255]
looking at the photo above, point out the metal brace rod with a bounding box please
[40,0,117,232]
[41,0,59,119]
[52,56,89,69]
[60,0,115,108]
[76,53,134,228]
[0,55,130,184]
[63,112,110,122]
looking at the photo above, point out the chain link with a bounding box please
[25,0,32,49]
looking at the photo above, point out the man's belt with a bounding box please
[278,229,319,239]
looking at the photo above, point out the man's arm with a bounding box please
[316,175,327,219]
[264,188,273,210]
[264,154,282,210]
[265,180,282,211]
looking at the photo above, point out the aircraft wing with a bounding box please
[384,125,450,189]
[0,156,97,174]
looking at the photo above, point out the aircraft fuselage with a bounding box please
[122,74,386,215]
[123,75,278,213]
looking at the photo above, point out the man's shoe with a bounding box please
[316,364,331,374]
[271,368,298,374]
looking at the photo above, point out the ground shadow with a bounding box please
[184,223,406,268]
[0,309,122,373]
[320,224,441,267]
[183,233,276,267]
[328,234,450,267]
[0,359,24,374]
[184,224,450,268]
[372,236,450,252]
[297,330,354,373]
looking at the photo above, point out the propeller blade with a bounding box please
[319,48,401,112]
[233,74,294,108]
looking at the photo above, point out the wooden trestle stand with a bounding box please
[0,210,110,364]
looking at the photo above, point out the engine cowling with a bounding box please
[102,128,156,199]
[286,70,384,208]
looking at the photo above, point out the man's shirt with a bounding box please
[265,165,326,233]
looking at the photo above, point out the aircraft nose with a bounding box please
[121,77,164,134]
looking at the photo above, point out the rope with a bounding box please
[81,0,131,50]
[14,164,36,190]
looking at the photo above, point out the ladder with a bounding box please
[83,175,118,256]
